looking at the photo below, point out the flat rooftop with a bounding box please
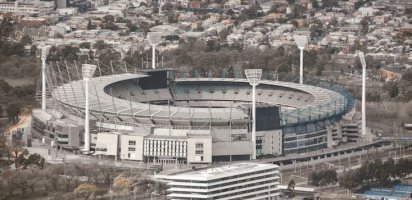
[158,163,279,181]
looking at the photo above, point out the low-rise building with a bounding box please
[0,0,54,16]
[156,163,281,200]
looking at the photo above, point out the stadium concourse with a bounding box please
[31,60,358,165]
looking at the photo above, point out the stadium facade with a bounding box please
[32,61,357,164]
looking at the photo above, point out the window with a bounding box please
[195,150,203,155]
[128,147,135,152]
[195,143,203,148]
[96,148,107,152]
[129,140,136,145]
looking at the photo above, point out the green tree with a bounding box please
[87,19,94,30]
[360,17,369,34]
[103,15,115,23]
[228,66,235,78]
[322,0,338,8]
[285,179,295,198]
[19,35,32,46]
[339,170,357,192]
[0,14,15,38]
[94,40,107,50]
[79,42,91,49]
[161,2,173,12]
[126,23,139,32]
[6,102,21,124]
[176,54,193,66]
[112,176,132,196]
[74,183,97,200]
[103,22,119,30]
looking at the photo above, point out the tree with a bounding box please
[309,169,337,187]
[12,170,29,197]
[322,0,338,8]
[100,165,117,184]
[94,40,107,50]
[7,140,24,159]
[285,179,295,198]
[395,158,410,179]
[104,22,119,30]
[1,170,16,197]
[43,164,63,191]
[6,102,21,124]
[103,15,115,23]
[176,54,193,66]
[79,42,91,49]
[228,66,235,78]
[0,13,15,38]
[19,35,32,46]
[339,170,357,192]
[287,0,295,4]
[112,175,132,196]
[98,49,121,64]
[87,20,94,30]
[360,17,369,34]
[74,183,97,200]
[310,0,319,9]
[126,23,139,32]
[161,2,173,12]
[26,168,41,194]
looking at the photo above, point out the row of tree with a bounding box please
[339,158,412,192]
[123,40,338,79]
[0,161,163,199]
[308,169,338,187]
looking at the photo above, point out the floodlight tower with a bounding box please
[245,69,262,160]
[359,52,367,136]
[294,35,308,84]
[147,32,162,69]
[41,45,51,110]
[82,64,97,152]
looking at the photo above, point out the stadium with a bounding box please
[32,59,355,164]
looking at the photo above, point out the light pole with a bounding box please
[147,32,163,69]
[294,35,308,84]
[82,64,97,153]
[41,45,51,110]
[245,69,262,160]
[359,52,367,136]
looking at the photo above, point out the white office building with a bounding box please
[156,163,281,200]
[0,0,54,15]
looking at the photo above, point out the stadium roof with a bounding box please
[51,73,347,128]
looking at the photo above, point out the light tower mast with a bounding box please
[82,64,97,152]
[147,32,163,69]
[41,45,51,110]
[294,35,308,84]
[245,69,262,160]
[359,52,367,136]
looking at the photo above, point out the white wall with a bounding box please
[187,137,212,164]
[257,130,282,155]
[95,133,119,156]
[120,134,144,161]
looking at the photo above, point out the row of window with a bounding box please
[172,173,278,190]
[172,180,278,197]
[174,168,278,184]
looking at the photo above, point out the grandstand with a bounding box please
[32,60,356,164]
